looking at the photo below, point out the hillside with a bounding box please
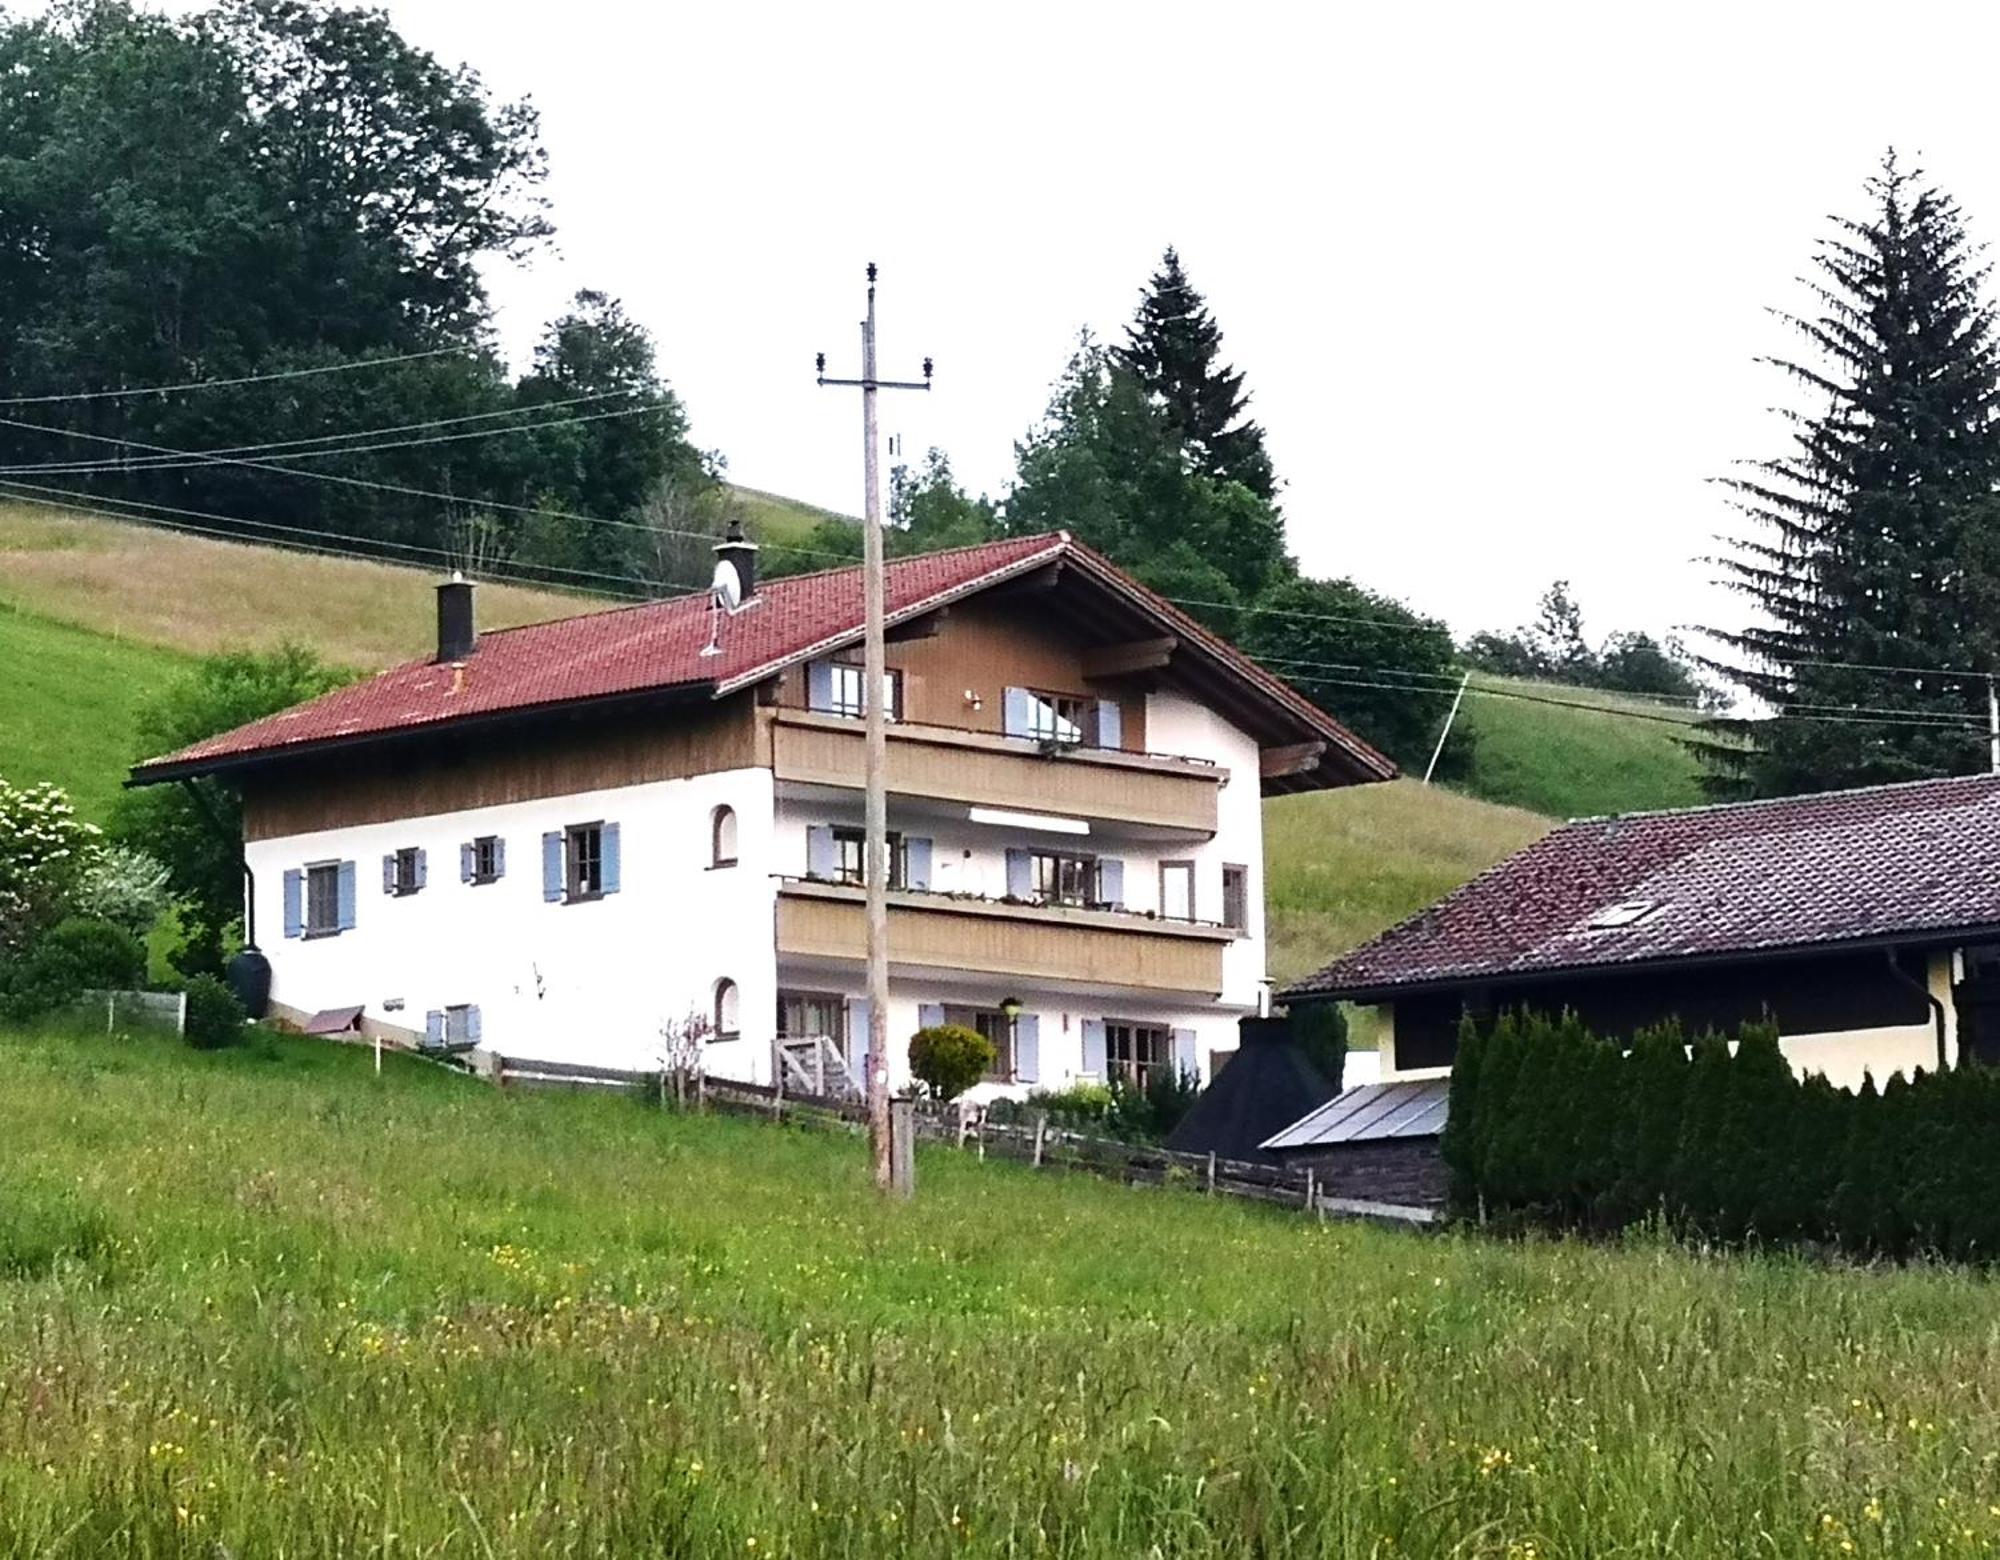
[1264,779,1550,986]
[0,1021,1995,1555]
[1444,671,1710,818]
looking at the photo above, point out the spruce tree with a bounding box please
[1114,248,1277,502]
[1704,152,2000,796]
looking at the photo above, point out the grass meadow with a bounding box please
[3,1024,2000,1556]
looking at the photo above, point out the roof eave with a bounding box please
[1281,922,2000,1006]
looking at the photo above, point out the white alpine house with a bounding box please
[131,528,1393,1098]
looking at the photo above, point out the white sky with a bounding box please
[99,2,2000,643]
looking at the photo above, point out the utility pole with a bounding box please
[816,263,932,1196]
[1987,674,1998,776]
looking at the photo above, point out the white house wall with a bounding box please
[246,766,778,1075]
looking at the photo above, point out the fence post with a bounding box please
[1206,1150,1217,1194]
[177,990,188,1038]
[1304,1167,1316,1214]
[889,1097,916,1198]
[696,1068,707,1113]
[1032,1113,1047,1169]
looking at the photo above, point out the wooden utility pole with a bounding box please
[816,263,931,1195]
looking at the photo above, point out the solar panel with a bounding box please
[1260,1078,1451,1150]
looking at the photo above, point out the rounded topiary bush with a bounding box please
[908,1023,995,1101]
[0,914,145,1020]
[182,972,247,1050]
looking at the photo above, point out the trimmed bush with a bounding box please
[907,1024,994,1101]
[1449,1007,2000,1264]
[0,914,145,1021]
[182,973,246,1051]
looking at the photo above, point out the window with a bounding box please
[1222,864,1249,932]
[827,661,902,720]
[306,862,343,936]
[832,826,905,889]
[387,846,423,897]
[1105,1021,1172,1089]
[1032,850,1096,907]
[1025,689,1086,745]
[1586,899,1663,930]
[567,823,605,900]
[711,806,738,868]
[713,978,741,1040]
[1160,860,1195,922]
[469,836,503,885]
[778,990,846,1044]
[946,1005,1014,1082]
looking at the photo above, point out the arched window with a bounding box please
[713,978,740,1040]
[711,805,738,868]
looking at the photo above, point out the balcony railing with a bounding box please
[765,708,1224,835]
[774,876,1234,997]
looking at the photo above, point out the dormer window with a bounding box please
[1585,899,1664,930]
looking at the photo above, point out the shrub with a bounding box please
[70,845,172,939]
[0,915,145,1020]
[1289,1001,1348,1092]
[1141,1064,1200,1138]
[0,779,104,953]
[182,973,246,1050]
[907,1024,994,1101]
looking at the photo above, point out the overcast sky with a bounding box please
[128,1,2000,646]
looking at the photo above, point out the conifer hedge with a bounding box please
[1441,1011,2000,1263]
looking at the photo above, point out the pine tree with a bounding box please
[1704,151,2000,797]
[1114,248,1276,502]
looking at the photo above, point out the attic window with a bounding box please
[1585,899,1663,931]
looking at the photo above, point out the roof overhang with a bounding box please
[127,679,717,789]
[1283,922,2000,1007]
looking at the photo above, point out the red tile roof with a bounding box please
[133,532,1394,784]
[1286,774,2000,1000]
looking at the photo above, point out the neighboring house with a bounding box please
[1282,774,2000,1092]
[130,529,1392,1097]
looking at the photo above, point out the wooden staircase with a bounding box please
[776,1035,860,1101]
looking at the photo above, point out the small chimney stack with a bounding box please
[436,572,477,663]
[713,519,759,605]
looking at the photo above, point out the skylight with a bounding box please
[1585,899,1663,931]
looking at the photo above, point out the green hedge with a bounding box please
[1442,1010,2000,1262]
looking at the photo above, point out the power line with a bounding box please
[0,386,648,474]
[0,346,467,406]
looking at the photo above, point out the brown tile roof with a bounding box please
[131,532,1395,786]
[1285,773,2000,1000]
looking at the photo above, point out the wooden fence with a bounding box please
[489,1055,1436,1228]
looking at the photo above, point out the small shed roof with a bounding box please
[1261,1077,1450,1152]
[1163,1018,1336,1164]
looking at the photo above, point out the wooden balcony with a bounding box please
[775,878,1233,997]
[765,709,1223,835]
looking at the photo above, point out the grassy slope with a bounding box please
[0,1023,1996,1556]
[1446,672,1708,819]
[0,605,193,820]
[1264,779,1551,987]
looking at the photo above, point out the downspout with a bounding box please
[1885,947,1948,1073]
[177,779,255,949]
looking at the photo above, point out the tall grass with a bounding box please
[0,1024,1996,1555]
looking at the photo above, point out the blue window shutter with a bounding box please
[282,869,303,939]
[807,824,836,880]
[918,1002,944,1030]
[1015,1014,1040,1083]
[1005,847,1031,899]
[466,1005,483,1044]
[1093,699,1122,750]
[382,853,397,894]
[844,996,871,1083]
[426,1009,443,1048]
[1002,686,1033,737]
[1096,858,1125,907]
[601,823,622,895]
[494,837,506,879]
[906,837,933,891]
[1173,1027,1199,1080]
[336,862,357,931]
[1081,1019,1107,1079]
[414,848,427,891]
[807,660,835,712]
[460,842,475,883]
[542,832,563,902]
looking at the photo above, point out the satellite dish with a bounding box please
[711,558,743,612]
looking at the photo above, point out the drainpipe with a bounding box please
[177,779,255,949]
[1885,947,1948,1073]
